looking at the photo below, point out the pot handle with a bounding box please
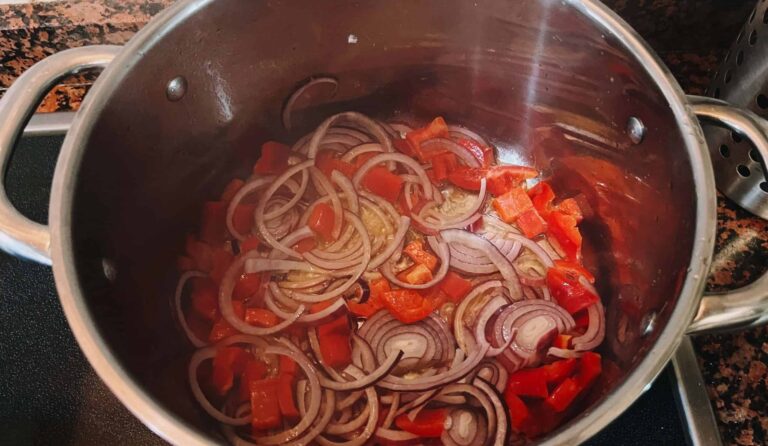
[0,45,121,265]
[686,95,768,334]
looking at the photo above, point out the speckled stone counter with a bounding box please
[1,0,766,445]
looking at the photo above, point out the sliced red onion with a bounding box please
[282,77,338,130]
[352,153,433,203]
[438,384,496,446]
[440,229,522,298]
[387,122,413,138]
[381,392,400,428]
[375,428,420,443]
[331,170,359,213]
[441,408,487,446]
[448,124,489,147]
[548,347,584,359]
[327,126,372,143]
[265,283,346,325]
[454,280,504,354]
[474,378,509,446]
[421,137,480,168]
[306,112,393,160]
[369,216,410,269]
[340,142,384,164]
[174,271,209,348]
[572,301,605,351]
[188,346,250,425]
[309,166,343,240]
[377,344,488,392]
[318,354,402,391]
[412,179,486,231]
[226,176,274,241]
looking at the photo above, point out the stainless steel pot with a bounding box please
[1,0,767,444]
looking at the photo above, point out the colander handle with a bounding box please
[0,45,120,265]
[686,95,768,334]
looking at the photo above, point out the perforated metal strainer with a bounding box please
[705,1,768,219]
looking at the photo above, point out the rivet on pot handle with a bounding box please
[686,95,768,334]
[0,45,121,265]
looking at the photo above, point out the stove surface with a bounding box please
[0,135,687,445]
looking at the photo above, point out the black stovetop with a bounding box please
[0,134,687,445]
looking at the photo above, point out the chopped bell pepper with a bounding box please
[220,178,245,203]
[277,376,299,419]
[403,240,438,271]
[455,137,487,167]
[545,377,581,413]
[312,302,352,368]
[431,152,458,181]
[577,352,602,386]
[233,273,263,301]
[394,408,448,437]
[553,334,573,349]
[504,391,531,431]
[245,308,280,327]
[253,141,290,175]
[393,137,416,157]
[492,187,534,223]
[362,166,404,203]
[541,358,578,384]
[557,197,583,222]
[398,264,434,285]
[200,202,228,244]
[209,301,245,342]
[547,211,582,261]
[232,204,256,236]
[279,356,298,376]
[347,278,390,317]
[317,149,357,178]
[240,236,260,253]
[553,260,595,284]
[250,378,282,430]
[211,346,249,395]
[381,289,436,324]
[528,182,555,217]
[546,266,599,315]
[209,247,234,285]
[507,368,549,398]
[406,117,449,157]
[516,208,547,238]
[486,165,538,196]
[437,271,473,303]
[191,277,219,321]
[237,359,268,402]
[294,237,317,253]
[447,167,486,191]
[308,202,335,241]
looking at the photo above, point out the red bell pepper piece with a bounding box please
[553,260,595,284]
[546,266,599,315]
[547,211,582,261]
[317,149,357,178]
[393,137,416,157]
[394,408,448,437]
[516,208,548,238]
[504,391,531,431]
[209,247,234,285]
[237,359,268,402]
[541,358,578,384]
[233,273,262,301]
[362,166,404,203]
[573,309,590,328]
[200,202,228,244]
[455,138,487,166]
[347,278,390,317]
[279,356,298,376]
[381,289,436,323]
[492,187,534,223]
[406,117,449,157]
[250,378,282,430]
[431,152,458,181]
[312,302,352,368]
[447,167,486,191]
[220,178,245,203]
[403,240,438,271]
[557,197,583,222]
[209,301,245,342]
[528,182,555,217]
[307,202,336,241]
[191,277,219,321]
[240,236,260,253]
[232,204,256,236]
[211,346,249,395]
[398,264,434,285]
[277,376,299,419]
[437,271,473,303]
[245,308,280,327]
[294,237,317,253]
[506,368,549,398]
[577,352,602,386]
[253,141,290,175]
[553,334,573,349]
[545,377,582,412]
[486,165,538,196]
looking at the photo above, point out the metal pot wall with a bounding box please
[0,0,766,444]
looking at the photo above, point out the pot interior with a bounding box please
[69,0,696,441]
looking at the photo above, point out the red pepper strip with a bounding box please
[209,247,234,285]
[541,358,578,384]
[237,359,268,403]
[455,137,487,166]
[245,308,280,327]
[240,236,260,253]
[211,346,249,395]
[316,149,357,178]
[381,289,436,324]
[520,401,564,438]
[406,117,449,159]
[394,408,449,437]
[393,137,416,157]
[504,391,531,431]
[447,167,486,191]
[545,377,582,412]
[403,240,438,271]
[307,202,335,242]
[528,181,555,217]
[232,204,256,235]
[277,376,299,418]
[312,302,352,368]
[279,356,298,376]
[546,266,599,315]
[200,201,228,244]
[250,378,282,430]
[557,197,583,222]
[492,187,534,223]
[220,178,245,203]
[482,146,496,168]
[347,278,390,317]
[293,237,317,253]
[398,264,434,285]
[573,309,590,328]
[486,165,538,196]
[553,260,595,284]
[516,208,547,238]
[431,152,458,181]
[577,352,602,386]
[209,301,245,342]
[253,141,290,175]
[552,334,573,349]
[547,211,582,261]
[191,277,219,321]
[506,368,549,398]
[362,166,404,203]
[437,271,473,303]
[233,273,262,301]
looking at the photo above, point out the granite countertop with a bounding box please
[1,0,767,445]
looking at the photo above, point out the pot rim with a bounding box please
[47,0,717,444]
